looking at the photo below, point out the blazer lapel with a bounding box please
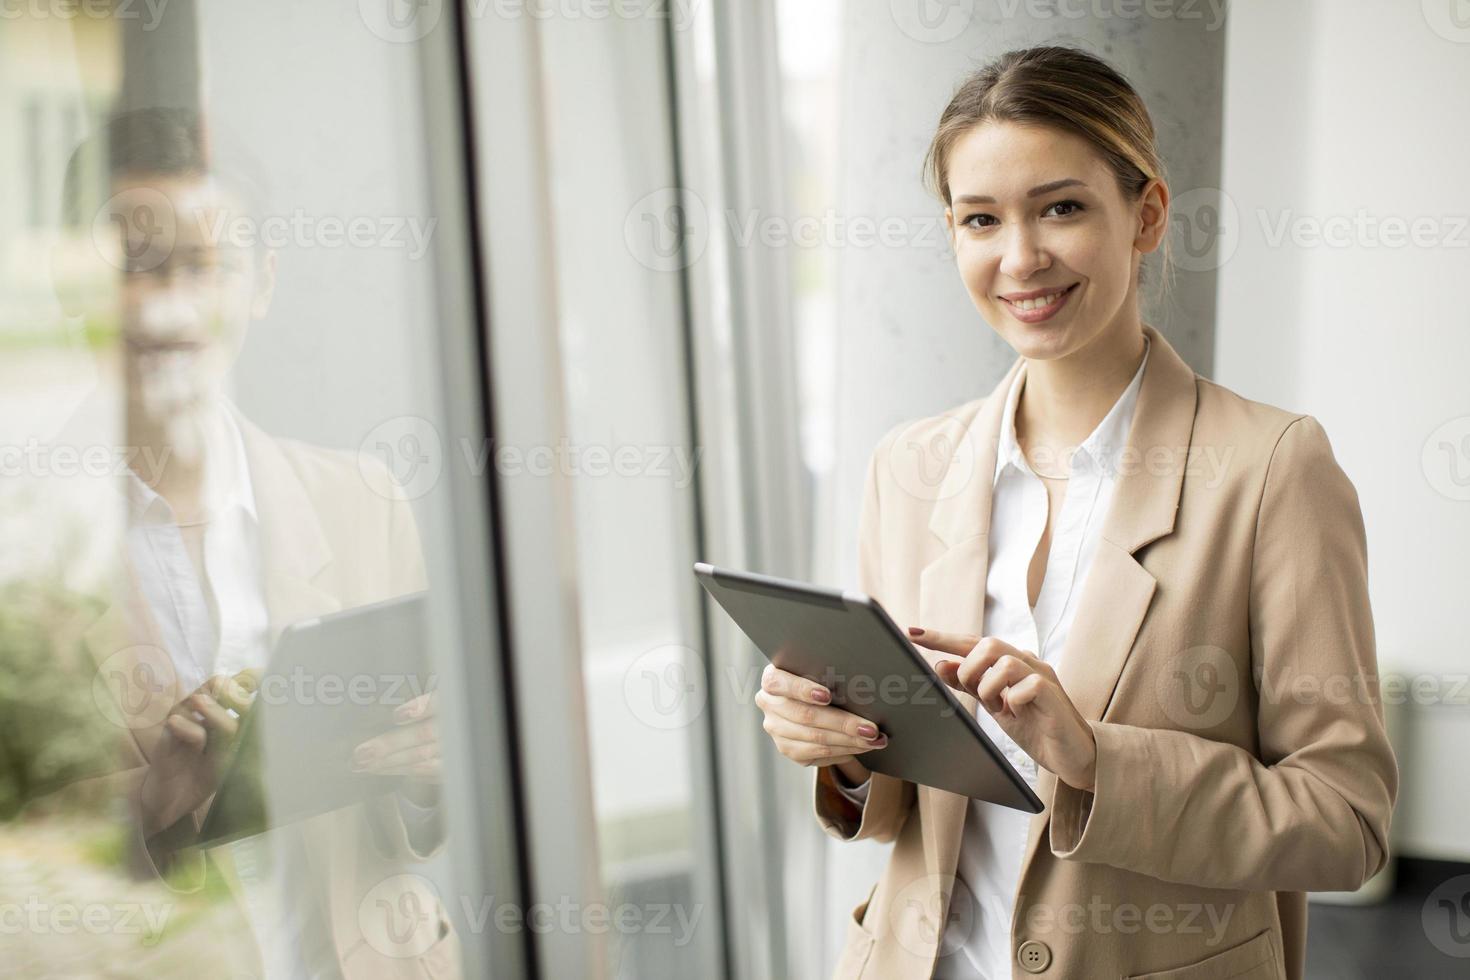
[915,354,1023,886]
[913,325,1199,897]
[229,407,343,642]
[78,444,188,767]
[82,563,180,767]
[1015,323,1199,885]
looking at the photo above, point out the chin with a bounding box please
[989,318,1078,360]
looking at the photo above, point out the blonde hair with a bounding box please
[922,45,1173,304]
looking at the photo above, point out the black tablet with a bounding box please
[694,562,1044,813]
[197,591,435,847]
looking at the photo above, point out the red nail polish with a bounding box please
[907,626,924,636]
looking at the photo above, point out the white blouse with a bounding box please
[839,337,1150,978]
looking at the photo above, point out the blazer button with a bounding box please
[1017,939,1052,973]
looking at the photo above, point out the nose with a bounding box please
[997,223,1051,284]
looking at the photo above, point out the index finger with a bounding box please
[761,663,832,705]
[931,637,1013,696]
[394,691,437,724]
[184,692,239,738]
[201,674,254,714]
[906,627,981,659]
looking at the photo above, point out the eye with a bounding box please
[959,199,1085,230]
[1045,199,1086,218]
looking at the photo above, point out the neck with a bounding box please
[1016,317,1148,457]
[125,396,230,523]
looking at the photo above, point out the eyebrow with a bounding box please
[952,179,1088,205]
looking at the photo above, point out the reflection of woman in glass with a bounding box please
[49,107,457,979]
[755,46,1396,980]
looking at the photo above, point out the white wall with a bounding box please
[1215,0,1470,858]
[196,1,439,452]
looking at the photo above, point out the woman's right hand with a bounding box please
[755,663,888,786]
[139,672,256,838]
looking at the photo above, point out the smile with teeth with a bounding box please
[1006,285,1076,311]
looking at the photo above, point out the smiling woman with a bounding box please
[927,47,1174,368]
[753,44,1398,980]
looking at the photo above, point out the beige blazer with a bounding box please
[815,324,1398,980]
[45,407,460,979]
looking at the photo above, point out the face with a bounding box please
[943,120,1167,362]
[101,173,275,429]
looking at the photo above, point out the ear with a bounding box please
[249,248,278,320]
[1133,178,1170,255]
[944,206,956,250]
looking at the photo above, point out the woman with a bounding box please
[754,46,1397,980]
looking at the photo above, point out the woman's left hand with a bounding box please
[351,691,441,806]
[909,628,1098,792]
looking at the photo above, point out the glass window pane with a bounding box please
[534,11,723,979]
[0,6,504,978]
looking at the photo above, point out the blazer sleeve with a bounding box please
[1048,415,1399,893]
[362,460,447,861]
[812,423,917,844]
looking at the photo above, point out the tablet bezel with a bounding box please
[196,591,433,847]
[694,561,1045,813]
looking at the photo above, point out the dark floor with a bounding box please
[1306,857,1470,979]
